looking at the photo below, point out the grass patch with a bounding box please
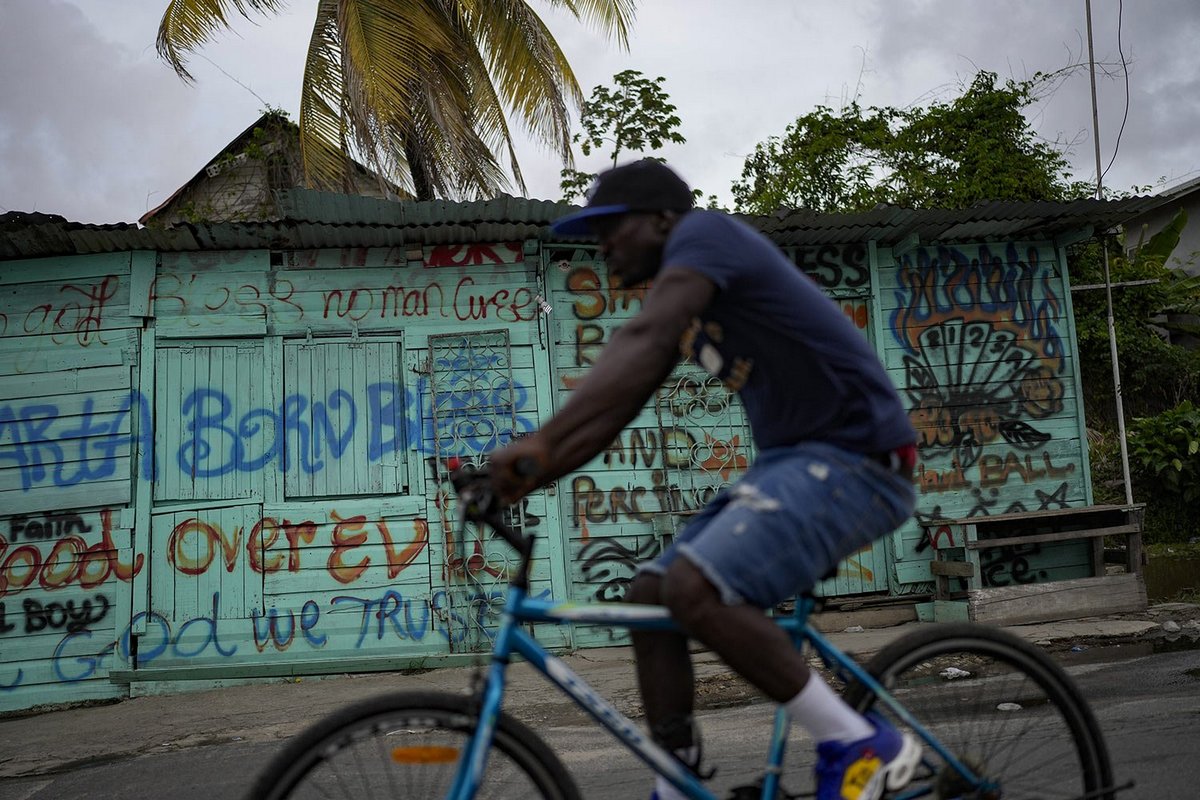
[1148,542,1200,558]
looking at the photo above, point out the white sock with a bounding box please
[653,775,689,800]
[653,745,699,800]
[784,677,873,744]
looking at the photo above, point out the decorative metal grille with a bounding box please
[654,366,754,520]
[427,330,526,652]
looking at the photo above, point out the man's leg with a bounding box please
[662,557,878,748]
[661,557,808,701]
[626,572,696,750]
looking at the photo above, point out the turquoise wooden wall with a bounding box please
[876,242,1094,590]
[0,252,148,710]
[0,234,1094,712]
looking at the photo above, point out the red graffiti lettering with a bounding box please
[0,510,142,599]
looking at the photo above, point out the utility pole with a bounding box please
[1086,0,1135,506]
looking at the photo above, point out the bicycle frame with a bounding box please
[445,584,984,800]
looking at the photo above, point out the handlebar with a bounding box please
[449,457,539,589]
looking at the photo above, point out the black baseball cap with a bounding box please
[551,159,694,236]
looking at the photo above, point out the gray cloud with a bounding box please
[4,0,1198,222]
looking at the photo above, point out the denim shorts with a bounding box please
[640,441,916,608]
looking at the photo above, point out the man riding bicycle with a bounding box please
[486,159,920,800]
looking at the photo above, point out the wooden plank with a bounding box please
[0,253,133,285]
[155,315,267,339]
[0,330,136,376]
[926,503,1144,526]
[0,479,130,516]
[930,560,976,577]
[1091,536,1106,578]
[969,573,1148,625]
[966,524,1141,550]
[0,364,130,402]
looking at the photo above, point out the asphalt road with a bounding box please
[1,644,1196,800]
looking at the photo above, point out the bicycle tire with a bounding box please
[248,690,581,800]
[843,623,1114,800]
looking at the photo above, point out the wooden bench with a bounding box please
[921,505,1147,625]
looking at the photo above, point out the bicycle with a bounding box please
[250,464,1121,800]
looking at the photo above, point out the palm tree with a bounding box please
[157,0,636,200]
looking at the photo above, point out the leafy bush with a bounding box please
[1129,401,1200,500]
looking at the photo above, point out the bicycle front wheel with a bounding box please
[843,623,1113,800]
[249,690,581,800]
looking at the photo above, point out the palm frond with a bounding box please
[298,0,358,192]
[536,0,636,47]
[158,0,287,81]
[164,0,639,199]
[456,44,527,194]
[462,0,580,163]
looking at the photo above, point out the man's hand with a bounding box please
[488,435,551,505]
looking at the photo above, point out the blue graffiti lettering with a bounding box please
[252,607,294,650]
[251,600,326,651]
[332,590,431,647]
[300,600,326,647]
[890,244,1065,371]
[0,668,23,691]
[53,627,120,682]
[52,593,236,682]
[3,370,538,491]
[367,383,405,460]
[0,391,153,490]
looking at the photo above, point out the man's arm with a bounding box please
[490,268,717,501]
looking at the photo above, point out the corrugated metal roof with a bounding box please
[0,191,1163,262]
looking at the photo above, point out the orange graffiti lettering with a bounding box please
[328,513,371,584]
[978,451,1075,489]
[379,518,429,579]
[167,518,242,575]
[699,434,749,480]
[249,519,285,574]
[283,521,317,571]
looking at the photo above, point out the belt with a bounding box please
[871,443,917,475]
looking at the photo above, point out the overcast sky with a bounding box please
[3,1,1198,224]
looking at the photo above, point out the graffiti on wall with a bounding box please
[544,250,756,605]
[0,275,121,345]
[578,537,662,602]
[151,245,534,325]
[892,243,1083,525]
[0,377,537,494]
[162,511,428,584]
[0,499,533,695]
[0,507,137,694]
[32,580,555,692]
[0,392,155,491]
[790,244,870,290]
[0,509,141,602]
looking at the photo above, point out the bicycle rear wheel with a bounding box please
[843,623,1113,800]
[249,690,581,800]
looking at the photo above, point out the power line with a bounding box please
[1099,0,1129,187]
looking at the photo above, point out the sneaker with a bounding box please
[814,712,921,800]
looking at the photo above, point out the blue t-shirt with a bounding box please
[662,210,915,454]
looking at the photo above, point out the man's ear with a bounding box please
[658,211,680,233]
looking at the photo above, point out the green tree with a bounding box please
[157,0,636,201]
[1071,209,1200,425]
[1069,209,1200,539]
[560,69,686,201]
[732,71,1091,214]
